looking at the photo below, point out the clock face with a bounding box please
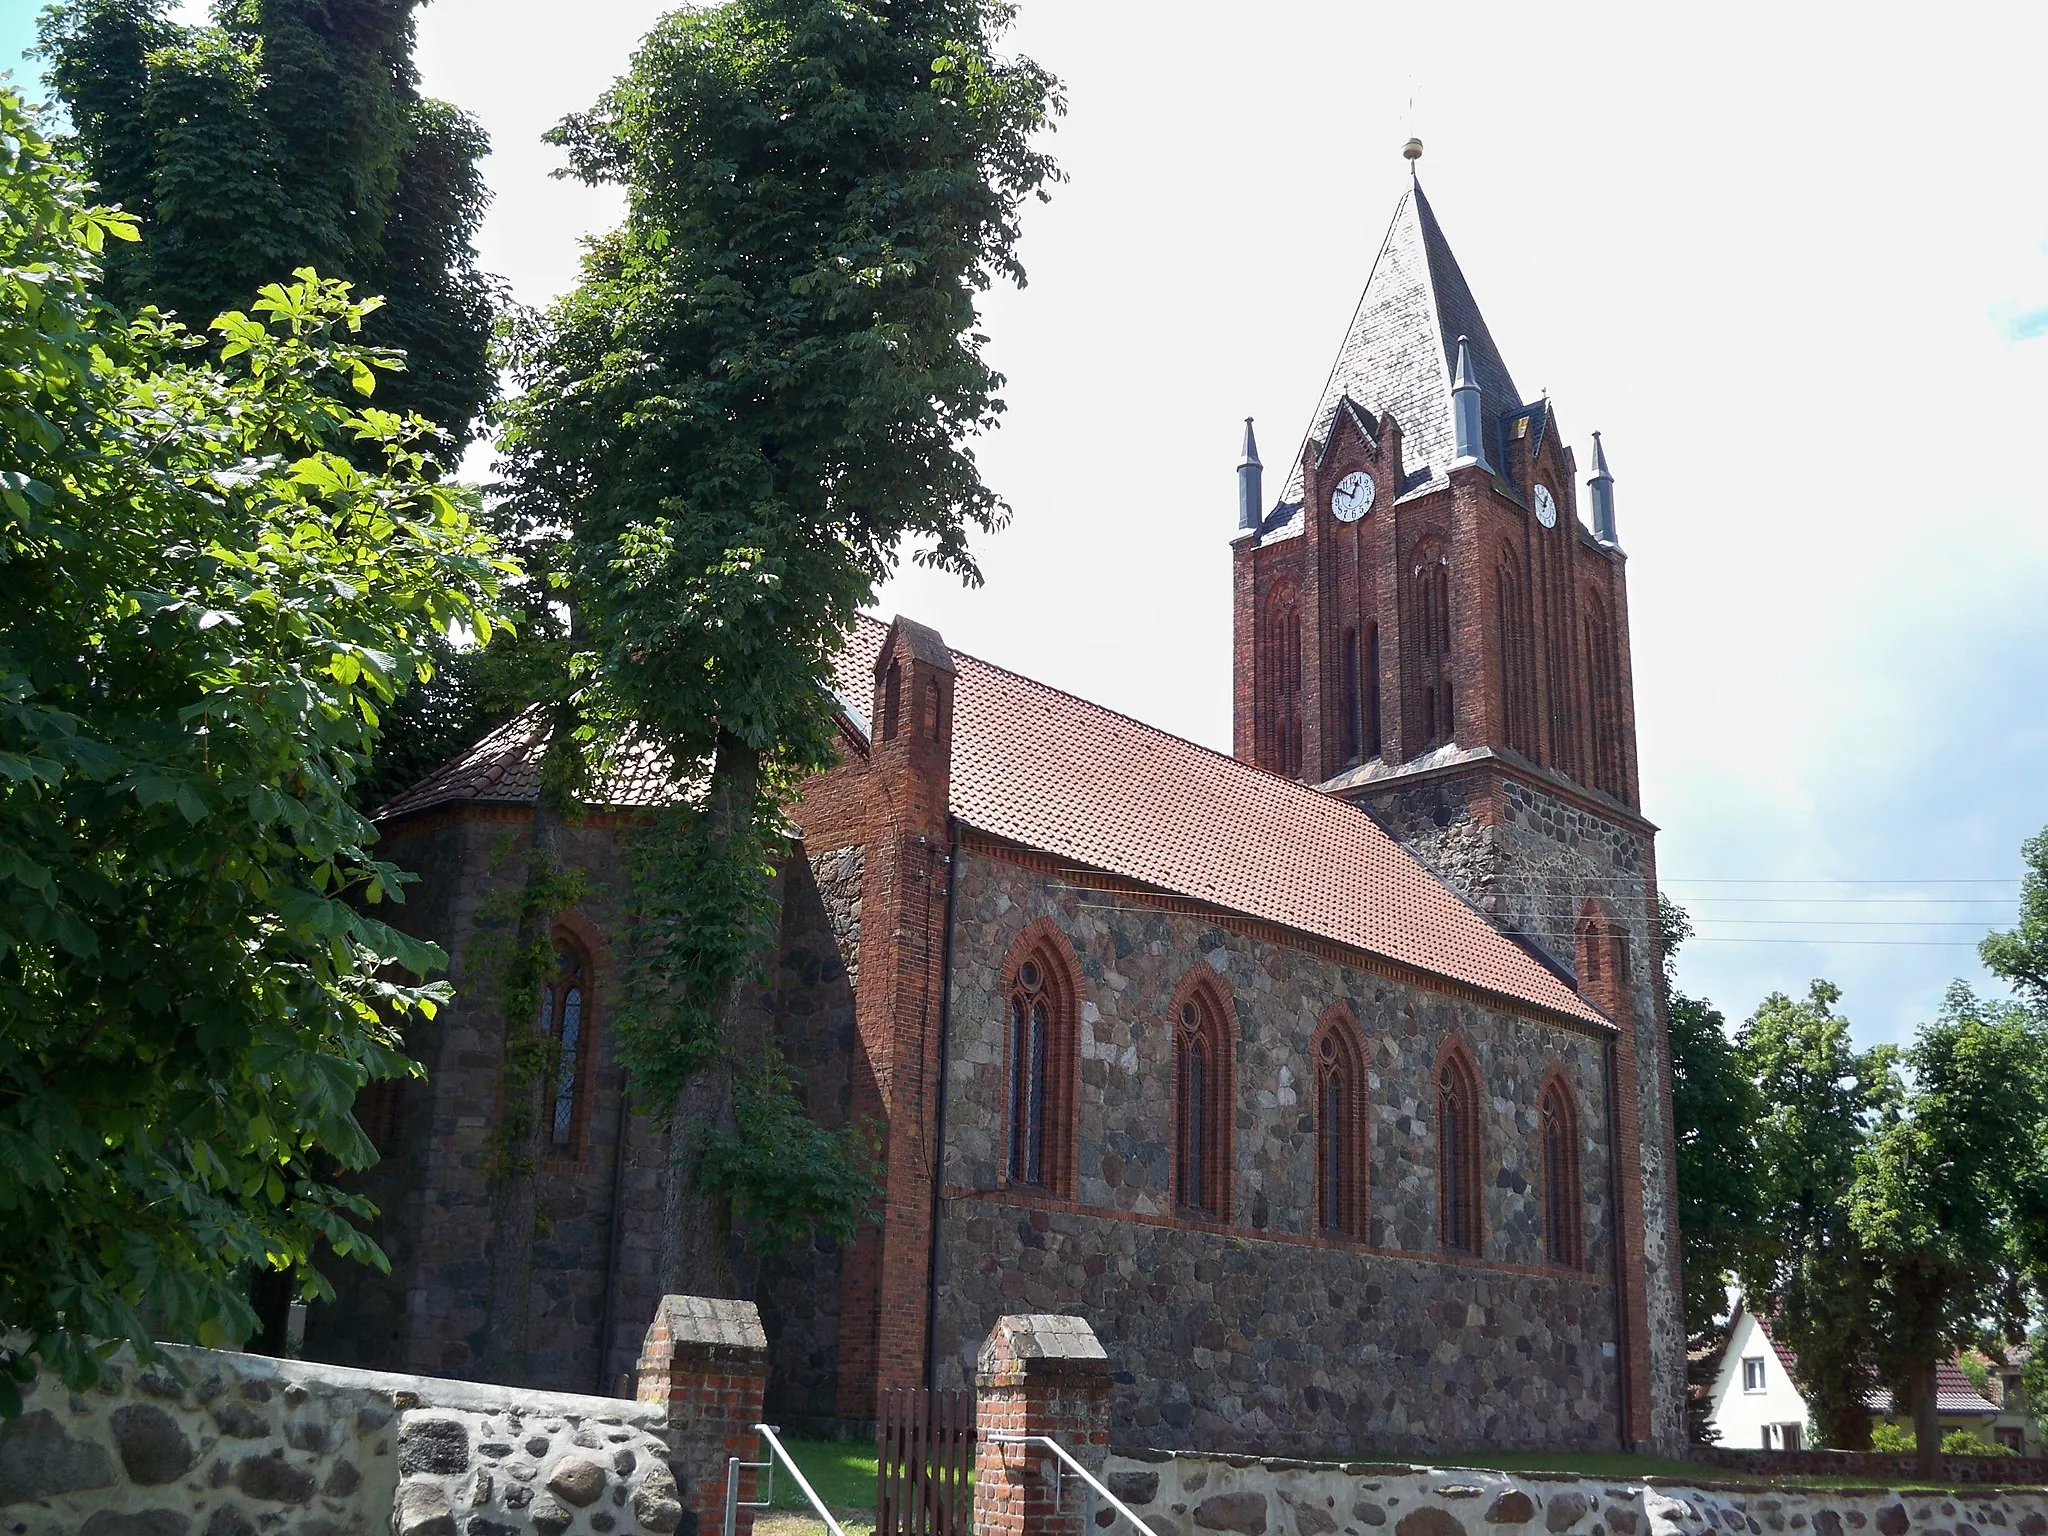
[1533,483,1558,529]
[1331,471,1374,523]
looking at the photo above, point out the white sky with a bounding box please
[13,0,2048,1048]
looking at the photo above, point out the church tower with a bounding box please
[1232,158,1685,1451]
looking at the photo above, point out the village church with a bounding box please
[313,164,1688,1458]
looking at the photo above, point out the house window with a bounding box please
[1312,1011,1367,1240]
[1174,984,1233,1220]
[1742,1356,1767,1393]
[1996,1427,2025,1453]
[1540,1075,1583,1268]
[540,939,591,1151]
[1437,1044,1482,1255]
[1768,1423,1803,1452]
[1004,934,1076,1196]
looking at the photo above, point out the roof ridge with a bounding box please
[883,613,1360,812]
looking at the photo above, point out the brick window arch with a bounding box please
[1253,585,1302,786]
[540,932,595,1153]
[1436,1036,1482,1256]
[1575,900,1631,1023]
[1172,972,1236,1221]
[1003,923,1079,1197]
[1411,541,1454,747]
[1312,1006,1369,1240]
[1496,548,1536,758]
[1364,620,1383,760]
[1581,588,1624,798]
[1539,1067,1585,1269]
[881,659,903,741]
[1340,626,1360,765]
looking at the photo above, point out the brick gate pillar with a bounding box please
[972,1314,1113,1536]
[636,1294,770,1536]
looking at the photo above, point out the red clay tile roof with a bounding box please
[379,615,1606,1025]
[836,617,1605,1027]
[1742,1302,2003,1417]
[1863,1361,2001,1417]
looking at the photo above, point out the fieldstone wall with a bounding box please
[312,808,669,1399]
[734,847,864,1425]
[1357,760,1684,1454]
[929,848,1627,1455]
[1099,1450,2048,1536]
[0,1342,674,1536]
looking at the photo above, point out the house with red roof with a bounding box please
[1704,1301,2019,1452]
[310,163,1686,1458]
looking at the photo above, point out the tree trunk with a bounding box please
[656,727,760,1300]
[1910,1355,1940,1477]
[478,706,576,1383]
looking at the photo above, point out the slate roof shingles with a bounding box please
[1281,178,1525,506]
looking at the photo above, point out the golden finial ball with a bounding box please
[1402,137,1424,163]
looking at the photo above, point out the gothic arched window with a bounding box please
[1540,1071,1584,1269]
[1173,980,1234,1220]
[1497,553,1535,758]
[1312,1009,1368,1240]
[881,659,903,741]
[540,938,592,1152]
[1582,589,1624,799]
[1576,901,1631,1023]
[1004,928,1077,1196]
[1413,548,1454,748]
[1437,1041,1482,1256]
[1364,621,1382,760]
[1341,627,1360,764]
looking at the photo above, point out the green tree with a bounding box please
[1736,981,1900,1448]
[2022,1325,2048,1445]
[0,86,507,1409]
[1849,984,2048,1473]
[36,0,497,439]
[1659,896,1763,1351]
[498,0,1062,1296]
[1981,827,2048,1011]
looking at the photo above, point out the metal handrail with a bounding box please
[723,1423,847,1536]
[987,1431,1156,1534]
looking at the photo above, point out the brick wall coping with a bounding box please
[980,1313,1108,1368]
[642,1293,769,1355]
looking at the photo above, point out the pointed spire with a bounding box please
[1237,418,1264,532]
[1282,181,1519,502]
[1588,431,1618,545]
[1450,336,1489,471]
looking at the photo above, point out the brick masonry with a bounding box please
[926,846,1629,1455]
[972,1314,1114,1536]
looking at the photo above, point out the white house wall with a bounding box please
[1708,1312,1810,1449]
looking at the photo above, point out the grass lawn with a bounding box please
[762,1437,880,1517]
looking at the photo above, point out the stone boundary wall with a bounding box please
[1099,1449,2048,1536]
[0,1342,678,1536]
[1694,1448,2048,1488]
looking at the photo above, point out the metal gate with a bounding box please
[876,1388,975,1536]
